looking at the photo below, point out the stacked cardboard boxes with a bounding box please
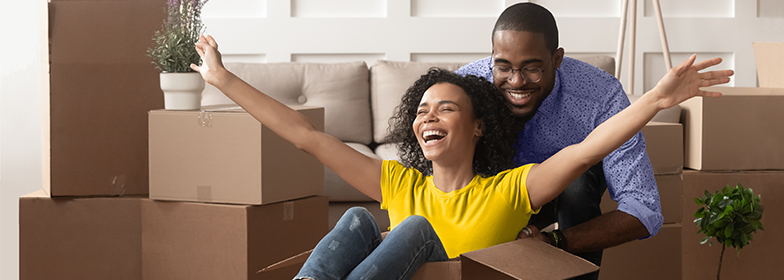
[599,121,685,280]
[21,1,163,279]
[144,105,329,279]
[677,42,784,279]
[21,1,330,280]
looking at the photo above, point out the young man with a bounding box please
[456,3,660,279]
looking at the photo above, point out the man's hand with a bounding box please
[516,225,549,244]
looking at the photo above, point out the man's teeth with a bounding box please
[509,91,531,99]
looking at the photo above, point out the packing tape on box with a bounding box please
[284,202,295,221]
[198,111,212,127]
[198,106,245,127]
[110,174,127,196]
[197,185,213,202]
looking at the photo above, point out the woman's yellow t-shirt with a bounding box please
[379,160,538,258]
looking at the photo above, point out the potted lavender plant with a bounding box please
[148,0,209,110]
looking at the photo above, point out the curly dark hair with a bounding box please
[385,68,518,176]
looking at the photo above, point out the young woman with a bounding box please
[190,35,732,280]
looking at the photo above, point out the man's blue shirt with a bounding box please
[456,56,663,237]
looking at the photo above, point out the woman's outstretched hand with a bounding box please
[190,34,227,87]
[649,54,734,110]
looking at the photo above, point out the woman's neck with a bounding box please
[431,160,476,193]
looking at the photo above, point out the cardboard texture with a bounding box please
[148,105,325,205]
[261,238,597,280]
[680,87,784,171]
[752,42,784,88]
[601,173,682,223]
[44,0,166,196]
[681,170,783,279]
[142,196,329,280]
[19,189,143,280]
[599,223,682,280]
[641,122,683,175]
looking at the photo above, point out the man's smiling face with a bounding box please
[492,30,563,122]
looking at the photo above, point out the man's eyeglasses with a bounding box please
[492,56,553,83]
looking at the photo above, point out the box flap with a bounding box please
[461,238,598,279]
[199,104,324,113]
[21,189,49,199]
[703,86,784,96]
[752,42,784,88]
[257,249,313,274]
[257,238,598,279]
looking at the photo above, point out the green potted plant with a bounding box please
[148,0,209,110]
[693,183,764,280]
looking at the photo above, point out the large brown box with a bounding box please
[601,173,682,223]
[148,106,324,205]
[43,0,165,196]
[680,87,784,171]
[19,190,143,280]
[599,223,682,280]
[142,196,329,280]
[641,122,683,175]
[681,170,783,279]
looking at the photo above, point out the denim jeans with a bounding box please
[528,162,607,280]
[295,207,449,280]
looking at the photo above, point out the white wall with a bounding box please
[0,1,44,279]
[2,0,782,278]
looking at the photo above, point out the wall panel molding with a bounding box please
[201,0,783,94]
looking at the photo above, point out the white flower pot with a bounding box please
[160,72,205,110]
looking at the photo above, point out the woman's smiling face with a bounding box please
[413,82,483,163]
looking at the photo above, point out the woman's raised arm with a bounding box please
[525,54,734,210]
[191,35,383,202]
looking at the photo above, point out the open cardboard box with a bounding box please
[259,237,598,279]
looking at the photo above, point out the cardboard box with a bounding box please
[680,87,784,171]
[601,173,682,223]
[752,42,784,88]
[599,223,682,280]
[260,238,598,279]
[148,105,325,205]
[142,196,329,280]
[43,0,166,196]
[641,122,683,175]
[19,189,143,280]
[681,170,784,279]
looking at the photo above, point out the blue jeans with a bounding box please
[295,207,449,280]
[528,162,606,280]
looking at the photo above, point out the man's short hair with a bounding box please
[492,2,559,53]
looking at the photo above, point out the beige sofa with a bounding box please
[201,56,616,230]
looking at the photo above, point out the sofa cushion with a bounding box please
[202,61,373,145]
[324,142,381,201]
[569,55,616,77]
[374,143,400,161]
[370,60,466,144]
[369,57,614,144]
